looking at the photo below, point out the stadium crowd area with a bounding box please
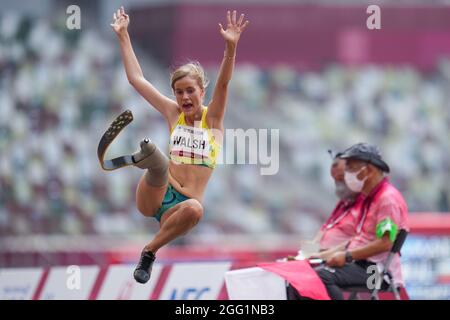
[1,14,449,238]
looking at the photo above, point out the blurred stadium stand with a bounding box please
[0,0,450,299]
[1,1,449,238]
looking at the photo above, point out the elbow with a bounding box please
[127,76,142,87]
[127,77,137,86]
[217,79,230,89]
[219,82,229,92]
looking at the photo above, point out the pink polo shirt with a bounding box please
[347,178,409,286]
[319,195,363,250]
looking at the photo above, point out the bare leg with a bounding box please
[133,199,203,284]
[135,173,167,217]
[132,138,169,217]
[144,199,204,253]
[131,138,173,284]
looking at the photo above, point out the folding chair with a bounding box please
[344,229,408,300]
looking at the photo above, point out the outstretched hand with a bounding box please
[110,6,129,37]
[219,10,249,45]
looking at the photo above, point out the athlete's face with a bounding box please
[173,76,205,117]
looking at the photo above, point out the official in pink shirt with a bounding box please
[315,154,363,250]
[345,174,409,287]
[287,152,362,300]
[321,143,408,299]
[288,143,409,300]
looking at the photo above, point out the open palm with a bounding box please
[219,10,249,45]
[110,6,129,36]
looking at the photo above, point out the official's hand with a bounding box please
[326,251,346,267]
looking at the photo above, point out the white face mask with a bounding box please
[344,167,367,193]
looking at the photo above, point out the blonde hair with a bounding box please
[170,61,209,90]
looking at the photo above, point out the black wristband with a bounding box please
[345,251,353,263]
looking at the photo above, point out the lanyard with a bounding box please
[325,204,352,229]
[356,178,389,234]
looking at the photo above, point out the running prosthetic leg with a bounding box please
[97,109,135,171]
[97,110,168,187]
[134,250,156,284]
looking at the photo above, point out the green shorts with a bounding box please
[154,184,190,222]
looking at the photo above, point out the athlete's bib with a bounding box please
[168,107,219,168]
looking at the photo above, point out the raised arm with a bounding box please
[111,7,179,126]
[207,10,249,129]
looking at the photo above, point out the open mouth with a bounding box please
[182,103,194,111]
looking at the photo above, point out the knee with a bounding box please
[182,200,204,225]
[317,268,334,285]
